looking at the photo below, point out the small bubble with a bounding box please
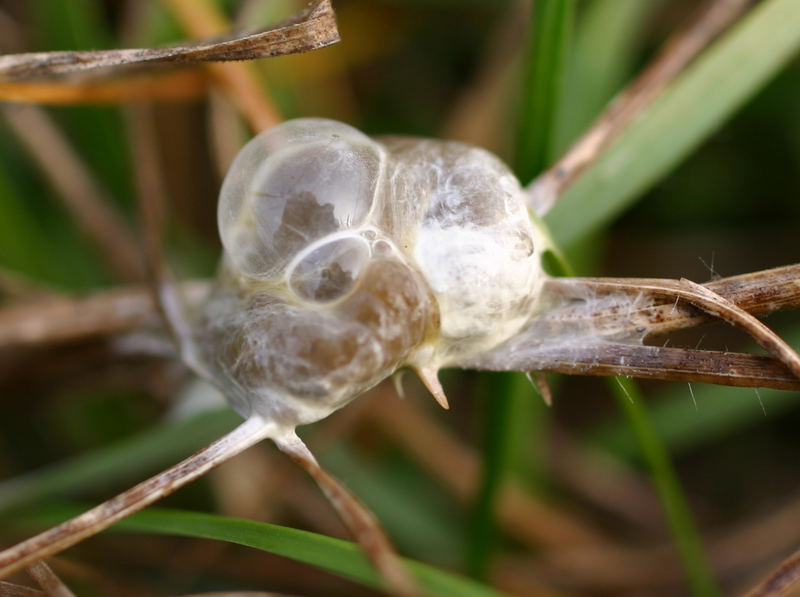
[288,236,370,303]
[372,239,393,257]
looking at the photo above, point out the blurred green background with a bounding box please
[0,1,798,596]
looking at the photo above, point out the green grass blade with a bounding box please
[609,377,720,597]
[554,0,660,154]
[31,0,133,212]
[0,152,105,288]
[545,0,800,248]
[514,0,574,184]
[467,372,542,580]
[0,165,50,279]
[15,505,509,597]
[597,383,798,461]
[545,0,659,275]
[534,211,718,595]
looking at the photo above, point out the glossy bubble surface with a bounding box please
[204,118,545,426]
[288,236,370,303]
[218,119,382,278]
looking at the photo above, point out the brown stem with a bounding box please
[0,105,145,282]
[3,264,798,355]
[679,278,800,376]
[0,580,44,596]
[26,561,75,597]
[464,266,800,389]
[541,263,800,338]
[493,343,800,391]
[740,547,800,597]
[126,105,207,379]
[0,0,339,82]
[161,0,285,132]
[0,282,209,349]
[274,432,419,597]
[528,0,754,213]
[553,276,800,381]
[0,71,209,105]
[0,417,273,580]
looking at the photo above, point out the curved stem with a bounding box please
[26,561,76,597]
[741,547,800,597]
[274,432,419,597]
[0,417,273,580]
[543,264,800,338]
[574,277,800,379]
[527,0,754,213]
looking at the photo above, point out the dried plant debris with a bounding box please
[743,548,800,597]
[26,561,76,597]
[0,70,209,105]
[0,580,44,597]
[1,264,799,393]
[527,0,755,213]
[0,0,339,81]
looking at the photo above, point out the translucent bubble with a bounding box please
[371,239,393,257]
[218,119,383,278]
[288,236,370,303]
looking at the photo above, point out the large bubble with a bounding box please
[218,119,383,278]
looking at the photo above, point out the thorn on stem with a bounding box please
[392,370,407,399]
[414,366,450,410]
[525,371,553,406]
